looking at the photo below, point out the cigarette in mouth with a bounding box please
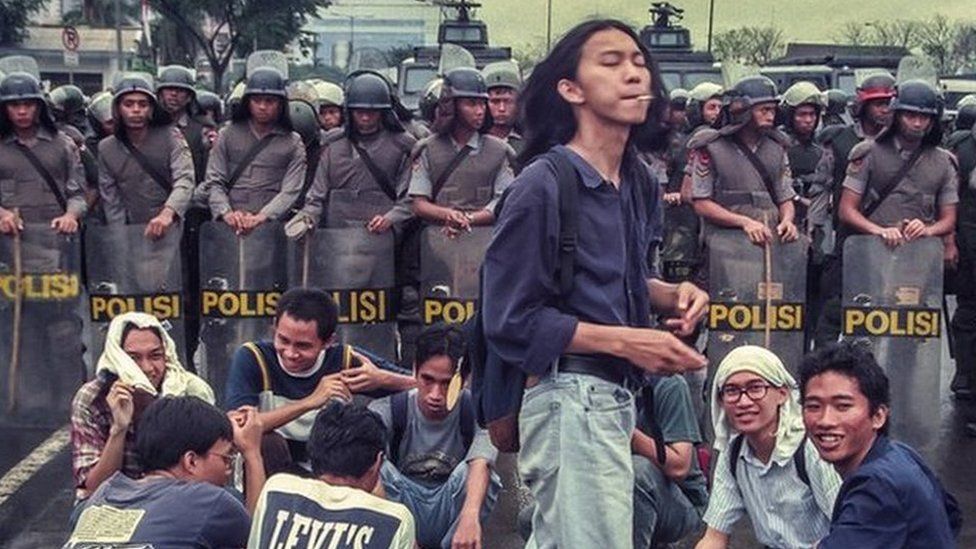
[635,94,653,101]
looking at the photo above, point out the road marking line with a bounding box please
[0,426,71,508]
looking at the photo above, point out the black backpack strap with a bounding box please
[389,391,409,466]
[793,435,810,488]
[729,434,745,483]
[861,146,925,219]
[224,133,276,191]
[459,391,475,452]
[731,135,783,205]
[544,152,581,296]
[13,142,67,212]
[352,141,398,201]
[431,145,473,201]
[118,138,173,194]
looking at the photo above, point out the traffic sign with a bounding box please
[63,51,79,67]
[61,26,80,52]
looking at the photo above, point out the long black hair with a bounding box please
[517,19,669,165]
[0,98,59,137]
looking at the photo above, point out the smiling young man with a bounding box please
[482,20,709,548]
[369,324,500,549]
[224,288,415,474]
[800,342,961,548]
[66,396,263,548]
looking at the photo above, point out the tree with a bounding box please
[713,27,784,66]
[835,17,976,76]
[147,0,330,92]
[0,0,49,47]
[63,0,140,27]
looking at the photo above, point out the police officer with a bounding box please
[822,89,850,127]
[313,80,344,132]
[287,71,416,235]
[689,75,799,248]
[49,84,91,138]
[417,77,444,129]
[669,88,690,132]
[482,61,524,156]
[87,91,114,152]
[196,89,224,126]
[780,81,828,232]
[97,74,195,239]
[816,72,895,222]
[816,80,959,347]
[946,94,976,399]
[408,67,516,232]
[0,71,86,234]
[201,67,306,235]
[157,65,215,183]
[686,82,724,131]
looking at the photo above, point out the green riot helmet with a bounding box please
[481,61,522,92]
[314,80,344,107]
[196,89,223,122]
[49,84,87,115]
[419,77,444,123]
[0,72,45,103]
[957,94,976,110]
[286,80,320,109]
[723,75,779,127]
[443,67,489,99]
[669,88,690,110]
[890,79,942,116]
[289,100,320,148]
[345,71,393,110]
[781,81,825,109]
[113,73,157,104]
[956,103,976,132]
[227,81,246,117]
[824,89,849,117]
[243,68,287,98]
[156,65,196,93]
[88,91,114,124]
[688,82,723,103]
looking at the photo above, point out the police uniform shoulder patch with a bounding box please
[847,142,873,175]
[767,128,793,148]
[686,127,720,150]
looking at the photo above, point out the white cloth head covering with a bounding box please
[709,345,806,461]
[96,312,215,404]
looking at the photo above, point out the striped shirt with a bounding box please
[703,437,841,548]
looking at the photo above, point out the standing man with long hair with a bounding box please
[482,20,709,548]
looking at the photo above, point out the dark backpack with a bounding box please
[636,375,668,466]
[388,390,475,467]
[728,434,810,488]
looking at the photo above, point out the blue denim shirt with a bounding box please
[482,145,663,376]
[819,436,961,549]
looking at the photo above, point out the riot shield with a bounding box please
[707,230,808,374]
[0,224,84,425]
[85,224,186,364]
[0,55,40,79]
[246,50,289,79]
[287,228,397,360]
[324,189,394,228]
[419,227,492,326]
[842,236,943,453]
[896,55,939,87]
[438,44,476,75]
[197,221,288,404]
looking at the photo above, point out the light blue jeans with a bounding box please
[632,455,704,548]
[380,459,501,548]
[518,372,636,549]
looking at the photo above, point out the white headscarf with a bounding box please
[96,312,215,404]
[709,345,806,461]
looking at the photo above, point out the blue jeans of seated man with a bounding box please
[632,455,704,548]
[380,459,501,548]
[518,371,636,549]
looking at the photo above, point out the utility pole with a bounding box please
[115,0,123,70]
[706,0,716,53]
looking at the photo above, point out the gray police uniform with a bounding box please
[947,129,976,394]
[303,128,416,228]
[689,128,796,227]
[98,126,196,224]
[0,127,87,222]
[173,112,213,183]
[407,133,516,212]
[202,122,306,219]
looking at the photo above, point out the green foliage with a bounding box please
[62,0,140,27]
[0,0,49,46]
[713,27,785,66]
[836,17,976,75]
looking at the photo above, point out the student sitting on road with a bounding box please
[224,288,415,475]
[247,401,416,549]
[368,324,500,549]
[70,312,214,501]
[65,396,264,548]
[696,346,841,549]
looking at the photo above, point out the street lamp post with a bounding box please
[546,0,552,51]
[707,0,716,53]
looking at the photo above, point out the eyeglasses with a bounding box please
[719,382,772,404]
[209,450,240,466]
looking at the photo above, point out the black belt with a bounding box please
[557,354,630,386]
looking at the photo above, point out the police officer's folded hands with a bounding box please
[0,209,23,235]
[51,212,80,234]
[366,214,392,234]
[144,207,177,239]
[776,219,799,242]
[902,218,927,241]
[742,217,773,245]
[876,226,905,248]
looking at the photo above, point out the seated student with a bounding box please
[696,346,841,549]
[247,401,416,549]
[800,342,962,548]
[224,288,415,473]
[71,312,215,500]
[368,324,500,549]
[65,396,264,548]
[632,374,709,548]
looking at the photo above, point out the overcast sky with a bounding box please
[477,0,974,53]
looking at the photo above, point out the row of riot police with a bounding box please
[649,66,975,449]
[0,54,526,419]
